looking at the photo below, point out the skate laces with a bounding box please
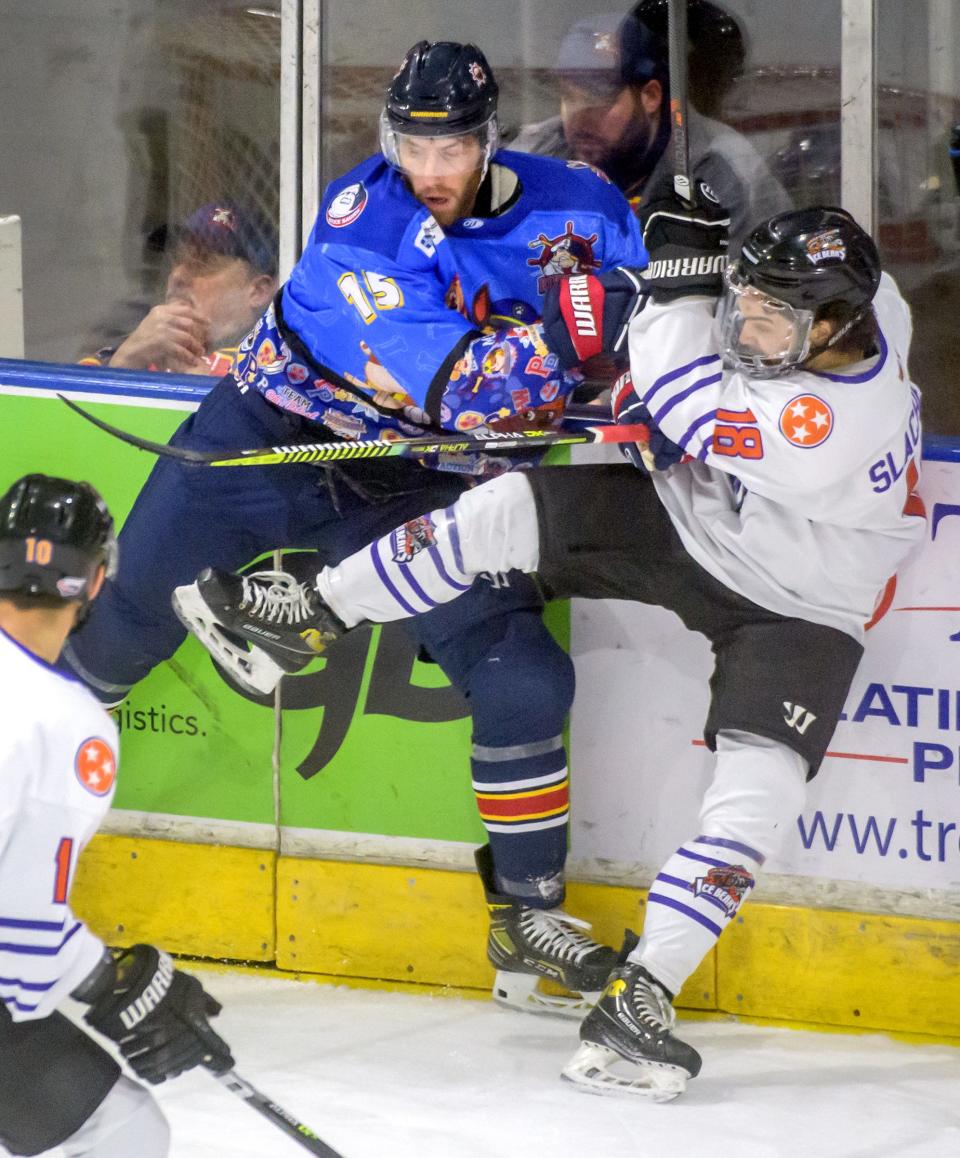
[519,908,602,965]
[627,968,676,1032]
[240,571,317,627]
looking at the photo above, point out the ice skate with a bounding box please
[476,845,618,1019]
[172,567,347,695]
[562,936,701,1100]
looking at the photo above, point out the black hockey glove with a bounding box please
[640,182,730,303]
[541,267,646,370]
[79,944,234,1084]
[611,372,686,473]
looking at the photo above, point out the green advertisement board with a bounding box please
[0,364,566,853]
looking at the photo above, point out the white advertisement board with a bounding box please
[568,459,960,910]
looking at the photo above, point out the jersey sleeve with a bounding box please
[627,297,864,505]
[0,726,107,1021]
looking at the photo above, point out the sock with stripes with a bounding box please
[317,473,540,627]
[630,833,762,995]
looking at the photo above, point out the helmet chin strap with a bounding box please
[801,305,872,367]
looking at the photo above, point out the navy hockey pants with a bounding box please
[63,376,575,904]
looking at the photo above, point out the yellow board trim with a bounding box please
[72,834,960,1042]
[71,833,276,961]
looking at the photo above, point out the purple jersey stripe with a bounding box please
[642,353,721,406]
[678,408,718,452]
[695,833,764,865]
[647,892,724,937]
[651,372,723,427]
[0,921,82,957]
[2,994,40,1013]
[370,541,420,617]
[815,329,887,383]
[0,975,57,992]
[676,847,731,870]
[0,916,66,932]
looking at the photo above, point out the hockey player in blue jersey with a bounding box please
[64,41,647,1017]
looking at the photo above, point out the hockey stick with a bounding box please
[668,0,692,205]
[57,393,650,468]
[217,1069,347,1157]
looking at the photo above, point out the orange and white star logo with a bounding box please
[75,737,117,797]
[779,394,833,448]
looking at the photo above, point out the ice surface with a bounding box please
[142,972,960,1158]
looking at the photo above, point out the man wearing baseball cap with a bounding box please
[512,0,789,248]
[81,203,277,376]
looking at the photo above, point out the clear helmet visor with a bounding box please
[715,264,815,376]
[379,110,499,178]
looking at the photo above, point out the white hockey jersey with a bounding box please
[0,626,117,1020]
[627,273,925,640]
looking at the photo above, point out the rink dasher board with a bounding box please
[3,363,960,1041]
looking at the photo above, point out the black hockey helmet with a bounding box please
[717,207,881,376]
[384,41,498,137]
[735,206,881,314]
[381,42,500,177]
[0,474,117,601]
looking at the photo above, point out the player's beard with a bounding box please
[409,170,483,227]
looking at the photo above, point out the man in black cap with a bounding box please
[513,0,790,247]
[81,203,278,376]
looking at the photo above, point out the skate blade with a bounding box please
[172,585,285,696]
[560,1041,688,1102]
[492,970,600,1020]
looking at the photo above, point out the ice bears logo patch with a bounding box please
[390,516,437,564]
[326,182,368,229]
[805,228,846,265]
[75,737,117,797]
[690,865,755,919]
[779,394,833,448]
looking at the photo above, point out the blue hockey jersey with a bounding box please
[235,149,646,463]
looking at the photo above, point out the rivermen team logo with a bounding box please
[527,221,600,293]
[326,182,368,228]
[75,737,117,797]
[779,394,834,448]
[690,865,755,919]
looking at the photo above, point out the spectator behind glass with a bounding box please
[81,204,278,377]
[512,0,790,248]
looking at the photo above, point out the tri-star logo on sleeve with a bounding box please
[778,394,834,448]
[74,737,117,797]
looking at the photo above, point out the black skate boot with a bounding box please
[476,844,618,1019]
[562,931,702,1100]
[172,567,348,696]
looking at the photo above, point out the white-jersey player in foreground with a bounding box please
[178,203,925,1098]
[0,475,232,1156]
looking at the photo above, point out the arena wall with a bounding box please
[2,362,958,1042]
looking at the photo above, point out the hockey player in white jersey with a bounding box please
[0,475,232,1156]
[176,202,925,1098]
